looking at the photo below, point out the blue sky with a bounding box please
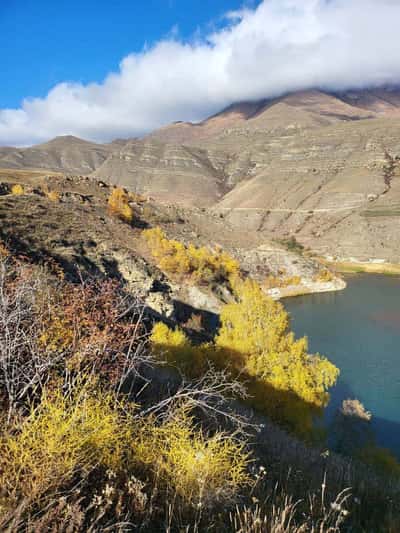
[0,0,250,108]
[1,0,400,145]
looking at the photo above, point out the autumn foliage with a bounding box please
[108,186,134,223]
[133,407,250,508]
[143,227,240,286]
[10,183,24,195]
[151,278,339,433]
[0,255,252,530]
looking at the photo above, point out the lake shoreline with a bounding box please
[323,260,400,276]
[286,274,400,456]
[267,277,347,300]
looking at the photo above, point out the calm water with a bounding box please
[285,275,400,455]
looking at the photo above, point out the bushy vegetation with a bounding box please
[151,279,339,434]
[1,244,399,531]
[143,226,240,286]
[45,189,61,202]
[264,273,302,289]
[133,406,250,508]
[0,252,255,530]
[216,279,339,432]
[108,186,134,223]
[0,383,128,507]
[277,235,305,254]
[151,321,208,377]
[314,269,336,283]
[10,183,24,195]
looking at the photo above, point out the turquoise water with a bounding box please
[285,275,400,455]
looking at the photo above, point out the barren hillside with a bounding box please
[2,88,400,265]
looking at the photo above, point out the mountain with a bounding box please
[2,88,400,264]
[147,88,400,145]
[0,135,118,174]
[92,139,227,206]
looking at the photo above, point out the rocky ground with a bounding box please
[0,173,343,326]
[2,89,400,266]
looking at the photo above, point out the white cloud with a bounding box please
[2,0,400,145]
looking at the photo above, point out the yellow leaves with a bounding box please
[264,274,302,289]
[217,279,289,356]
[0,241,9,258]
[133,408,250,507]
[0,382,131,503]
[10,184,24,195]
[39,315,74,353]
[150,277,339,433]
[215,278,339,430]
[45,190,61,202]
[142,227,240,286]
[0,371,248,513]
[313,269,335,283]
[151,321,188,350]
[108,187,134,223]
[150,322,207,377]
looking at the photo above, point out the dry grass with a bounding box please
[0,247,398,532]
[327,260,400,275]
[230,483,350,533]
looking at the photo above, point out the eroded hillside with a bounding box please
[2,88,400,265]
[0,173,343,324]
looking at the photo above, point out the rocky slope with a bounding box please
[2,88,400,264]
[0,174,343,323]
[0,135,118,174]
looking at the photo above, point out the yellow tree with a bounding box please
[108,187,134,223]
[216,279,339,432]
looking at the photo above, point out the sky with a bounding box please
[1,0,400,146]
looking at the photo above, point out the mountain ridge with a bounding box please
[2,87,400,263]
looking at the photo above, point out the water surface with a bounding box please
[285,275,400,455]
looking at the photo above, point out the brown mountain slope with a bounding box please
[337,88,400,116]
[147,89,400,145]
[146,100,267,144]
[213,117,400,262]
[91,139,229,206]
[2,88,400,264]
[0,135,121,174]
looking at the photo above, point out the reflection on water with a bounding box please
[285,274,400,456]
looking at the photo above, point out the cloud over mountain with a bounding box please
[2,0,400,146]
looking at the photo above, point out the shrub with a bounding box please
[150,279,339,434]
[314,269,335,283]
[46,190,61,202]
[48,279,147,384]
[151,322,207,377]
[0,241,9,258]
[264,274,302,289]
[108,187,134,223]
[0,382,130,507]
[133,408,250,508]
[10,184,24,195]
[142,227,240,286]
[0,260,60,417]
[278,236,304,253]
[216,279,339,432]
[0,260,147,417]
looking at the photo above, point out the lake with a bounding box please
[285,274,400,455]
